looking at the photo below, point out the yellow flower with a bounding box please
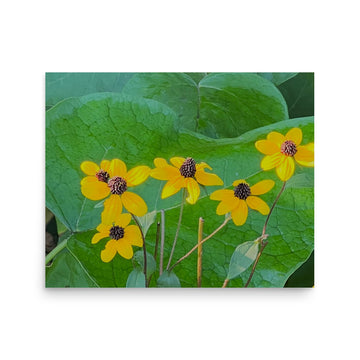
[255,127,314,181]
[210,179,275,226]
[150,157,223,204]
[91,213,143,262]
[80,159,150,217]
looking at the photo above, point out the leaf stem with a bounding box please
[159,210,165,275]
[243,181,287,287]
[166,189,186,270]
[168,215,231,272]
[197,217,204,287]
[131,213,148,287]
[45,234,71,265]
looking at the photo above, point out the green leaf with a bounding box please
[46,247,98,288]
[257,73,298,86]
[126,269,146,288]
[122,73,289,138]
[157,271,181,287]
[278,73,314,118]
[133,251,157,277]
[46,73,134,109]
[227,240,259,280]
[136,210,157,237]
[46,92,313,287]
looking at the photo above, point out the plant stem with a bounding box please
[169,216,231,272]
[154,221,161,261]
[244,239,268,287]
[159,210,165,275]
[147,221,161,287]
[197,217,204,287]
[222,278,229,288]
[131,213,148,287]
[243,181,287,287]
[166,189,186,270]
[262,181,286,236]
[45,234,71,265]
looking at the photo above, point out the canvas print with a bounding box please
[45,72,314,288]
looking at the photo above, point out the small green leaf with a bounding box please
[227,241,259,280]
[157,270,181,287]
[133,251,157,277]
[126,268,146,288]
[136,210,157,236]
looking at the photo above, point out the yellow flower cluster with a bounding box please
[80,127,314,262]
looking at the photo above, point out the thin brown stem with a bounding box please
[222,278,230,288]
[197,217,204,287]
[169,216,231,272]
[243,181,287,287]
[131,213,148,287]
[262,181,286,236]
[154,221,161,261]
[146,221,161,287]
[159,210,165,275]
[167,189,186,270]
[244,238,268,288]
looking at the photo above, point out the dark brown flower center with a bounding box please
[109,225,125,240]
[95,169,110,183]
[281,140,297,156]
[108,176,127,195]
[234,182,251,200]
[179,157,196,178]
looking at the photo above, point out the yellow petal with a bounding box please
[216,197,239,215]
[196,162,212,171]
[114,213,132,228]
[102,194,123,225]
[123,225,143,247]
[232,179,247,187]
[161,176,185,199]
[91,231,109,244]
[210,189,235,201]
[267,131,285,147]
[121,191,148,216]
[255,140,280,155]
[294,144,314,163]
[276,157,295,181]
[80,176,110,200]
[96,223,111,233]
[170,157,186,169]
[260,152,284,171]
[100,160,111,172]
[150,165,179,180]
[195,169,223,186]
[101,240,118,262]
[285,128,302,145]
[185,177,200,204]
[246,196,270,215]
[116,241,134,260]
[250,179,275,195]
[109,159,127,178]
[231,200,248,226]
[153,158,168,167]
[80,161,100,176]
[126,166,151,186]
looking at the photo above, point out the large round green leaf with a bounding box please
[122,73,289,138]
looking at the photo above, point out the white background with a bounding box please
[1,1,359,359]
